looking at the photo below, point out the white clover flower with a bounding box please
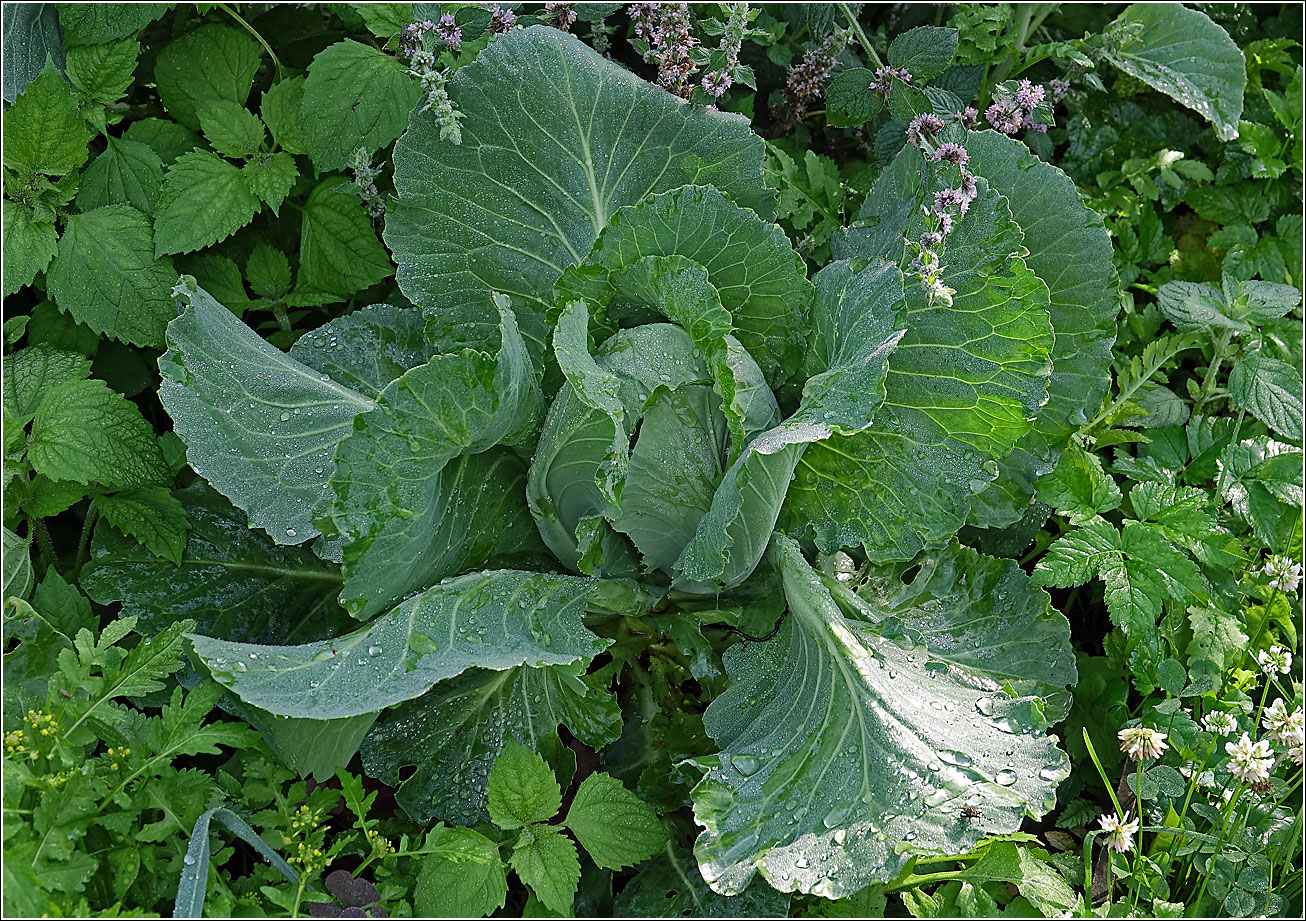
[1262,698,1305,746]
[1264,555,1302,593]
[1225,732,1274,783]
[1118,725,1168,761]
[1097,811,1139,853]
[1202,710,1237,736]
[1257,646,1293,676]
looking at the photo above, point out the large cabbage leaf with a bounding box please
[690,534,1074,898]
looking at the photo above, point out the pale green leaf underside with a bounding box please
[385,25,773,368]
[615,846,792,918]
[362,661,621,825]
[789,157,1053,560]
[691,535,1072,898]
[159,281,376,543]
[1103,3,1246,141]
[191,569,615,719]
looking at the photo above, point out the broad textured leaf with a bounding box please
[1,201,58,297]
[887,26,959,83]
[1229,355,1303,440]
[962,132,1117,527]
[159,283,403,543]
[301,39,421,171]
[2,60,89,176]
[826,68,885,127]
[511,825,580,916]
[615,846,792,918]
[1103,3,1246,141]
[29,378,167,488]
[92,485,190,564]
[74,137,164,214]
[297,177,393,297]
[362,661,622,825]
[260,76,307,155]
[46,204,177,348]
[123,116,203,166]
[1156,281,1245,331]
[81,482,347,643]
[57,2,168,45]
[197,98,265,159]
[790,156,1053,560]
[1035,445,1122,525]
[233,708,377,781]
[414,825,509,919]
[246,244,292,299]
[64,35,138,104]
[690,535,1072,897]
[154,23,262,130]
[3,527,34,601]
[2,343,91,424]
[330,300,541,617]
[386,25,773,369]
[488,739,562,828]
[555,186,811,390]
[154,150,261,256]
[564,772,669,869]
[191,570,631,719]
[286,302,431,398]
[2,4,64,102]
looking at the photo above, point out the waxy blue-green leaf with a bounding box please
[961,131,1117,528]
[330,300,542,618]
[80,483,348,644]
[791,153,1053,560]
[690,535,1073,897]
[554,186,810,390]
[674,259,906,593]
[362,660,622,826]
[385,25,773,369]
[1102,3,1246,141]
[160,289,437,548]
[189,570,652,719]
[2,5,64,103]
[57,3,168,46]
[615,846,792,918]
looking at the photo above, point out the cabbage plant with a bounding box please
[84,25,1119,900]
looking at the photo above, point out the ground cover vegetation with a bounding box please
[1,1,1302,917]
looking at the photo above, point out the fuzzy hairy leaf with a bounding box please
[29,378,167,489]
[153,23,261,130]
[2,60,89,177]
[154,150,261,256]
[414,825,509,919]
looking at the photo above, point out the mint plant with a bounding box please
[2,3,1300,917]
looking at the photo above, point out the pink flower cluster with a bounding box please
[628,3,699,97]
[545,2,578,32]
[772,29,846,129]
[872,64,912,93]
[905,131,981,305]
[699,2,752,100]
[487,5,517,34]
[986,78,1049,135]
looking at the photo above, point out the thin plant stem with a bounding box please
[1193,326,1235,416]
[837,2,884,69]
[219,2,284,81]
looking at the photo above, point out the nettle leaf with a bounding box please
[2,59,90,177]
[887,26,959,83]
[1157,281,1246,331]
[414,825,509,919]
[511,824,581,916]
[46,204,177,349]
[301,38,421,172]
[962,132,1117,528]
[691,536,1072,897]
[245,244,291,299]
[154,150,261,256]
[1229,354,1303,440]
[825,68,885,127]
[2,343,92,425]
[330,300,543,617]
[74,137,164,215]
[81,482,346,643]
[616,846,792,918]
[297,177,392,297]
[488,739,562,828]
[1103,3,1246,141]
[1,200,58,297]
[29,378,167,489]
[362,661,622,825]
[57,2,168,46]
[159,284,412,544]
[65,35,138,105]
[386,24,772,369]
[92,486,190,565]
[123,116,203,166]
[564,772,669,869]
[154,23,262,130]
[242,151,298,216]
[260,76,308,155]
[191,569,631,719]
[791,150,1053,561]
[1036,445,1122,525]
[197,99,265,160]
